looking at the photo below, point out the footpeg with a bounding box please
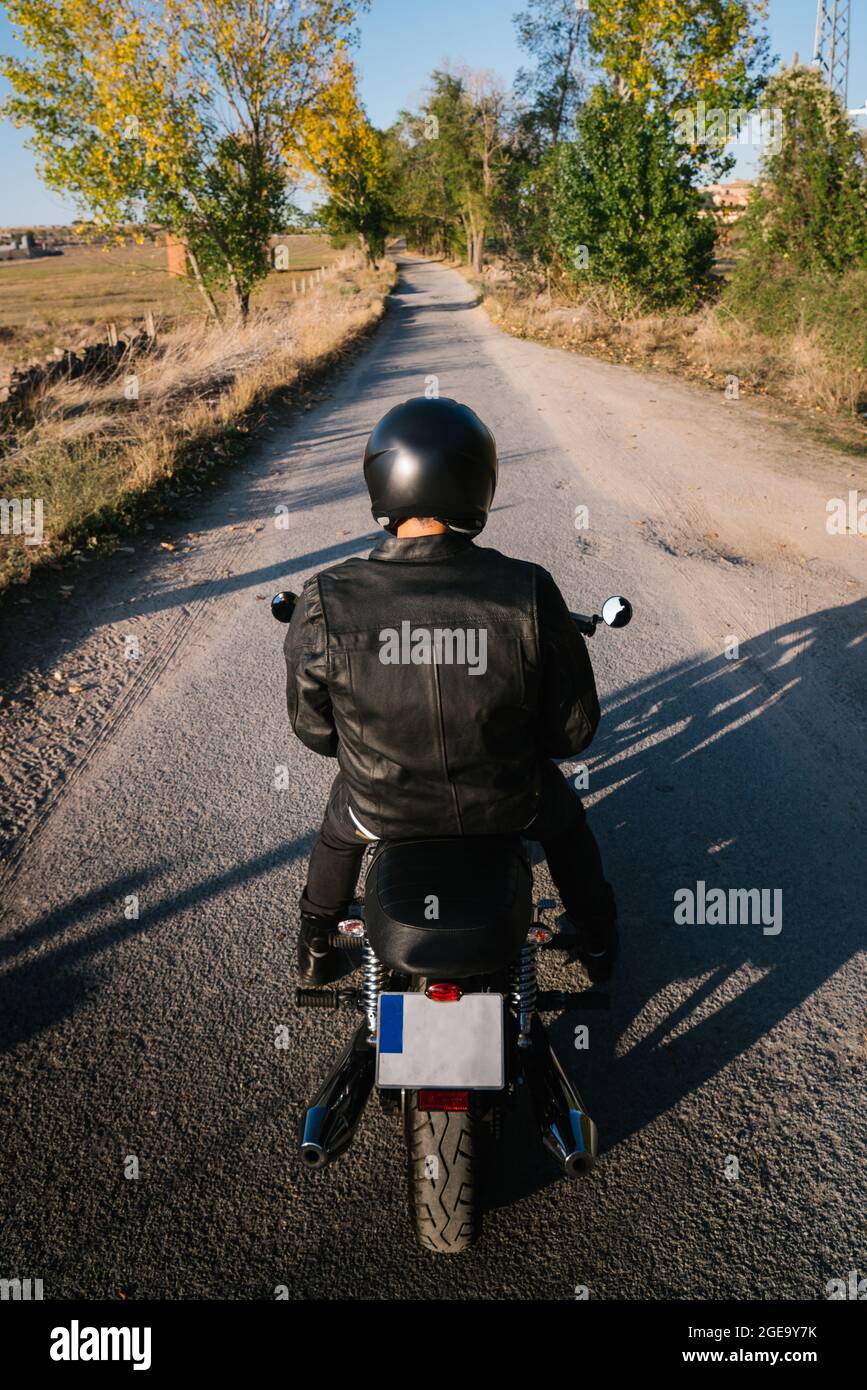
[328,932,365,950]
[295,986,357,1009]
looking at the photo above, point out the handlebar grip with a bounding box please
[570,612,597,637]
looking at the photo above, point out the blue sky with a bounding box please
[1,0,864,224]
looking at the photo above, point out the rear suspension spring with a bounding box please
[510,942,539,1048]
[361,944,386,1044]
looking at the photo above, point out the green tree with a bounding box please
[286,55,393,265]
[494,146,559,279]
[513,0,590,149]
[389,69,510,272]
[550,84,716,308]
[384,118,451,255]
[1,0,363,321]
[590,0,769,109]
[181,132,289,320]
[735,66,867,277]
[497,0,590,280]
[590,0,771,179]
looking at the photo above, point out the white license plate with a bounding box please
[376,992,504,1090]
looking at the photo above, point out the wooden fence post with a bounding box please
[165,234,188,278]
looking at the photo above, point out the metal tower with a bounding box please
[813,0,852,105]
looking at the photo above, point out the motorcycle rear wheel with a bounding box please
[405,1092,480,1254]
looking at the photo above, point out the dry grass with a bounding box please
[0,233,343,371]
[0,250,395,590]
[688,308,867,418]
[469,266,867,426]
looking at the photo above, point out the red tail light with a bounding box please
[418,1089,469,1111]
[425,982,462,1002]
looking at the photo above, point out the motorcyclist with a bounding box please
[283,396,618,986]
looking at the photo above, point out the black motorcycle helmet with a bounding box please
[363,396,497,534]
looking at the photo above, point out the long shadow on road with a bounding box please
[3,594,864,1225]
[485,594,867,1210]
[3,594,863,1240]
[0,838,312,1052]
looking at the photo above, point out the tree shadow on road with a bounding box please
[0,837,312,1051]
[4,584,864,1249]
[485,593,867,1211]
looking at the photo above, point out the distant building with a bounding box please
[699,180,754,222]
[0,232,63,262]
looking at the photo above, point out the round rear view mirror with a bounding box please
[601,595,632,629]
[270,591,298,623]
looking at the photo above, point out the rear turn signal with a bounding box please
[425,982,462,1002]
[418,1089,469,1112]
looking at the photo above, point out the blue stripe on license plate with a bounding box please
[378,994,404,1053]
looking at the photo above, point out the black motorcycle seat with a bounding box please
[363,835,532,978]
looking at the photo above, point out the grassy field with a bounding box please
[0,249,395,591]
[0,233,342,371]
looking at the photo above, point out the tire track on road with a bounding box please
[0,526,254,907]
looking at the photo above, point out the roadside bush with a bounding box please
[734,67,867,278]
[550,85,716,310]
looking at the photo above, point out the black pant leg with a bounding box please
[539,803,615,928]
[299,774,368,920]
[525,762,616,933]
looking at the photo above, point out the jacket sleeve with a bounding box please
[535,567,601,757]
[283,577,339,757]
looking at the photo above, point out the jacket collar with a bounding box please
[369,532,477,563]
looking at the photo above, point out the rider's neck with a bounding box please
[395,517,449,538]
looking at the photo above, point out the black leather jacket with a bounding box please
[284,532,600,838]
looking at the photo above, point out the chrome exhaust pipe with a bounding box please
[523,1016,598,1178]
[299,1021,375,1168]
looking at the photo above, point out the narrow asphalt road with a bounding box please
[1,254,865,1300]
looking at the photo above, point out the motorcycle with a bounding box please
[271,588,633,1253]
